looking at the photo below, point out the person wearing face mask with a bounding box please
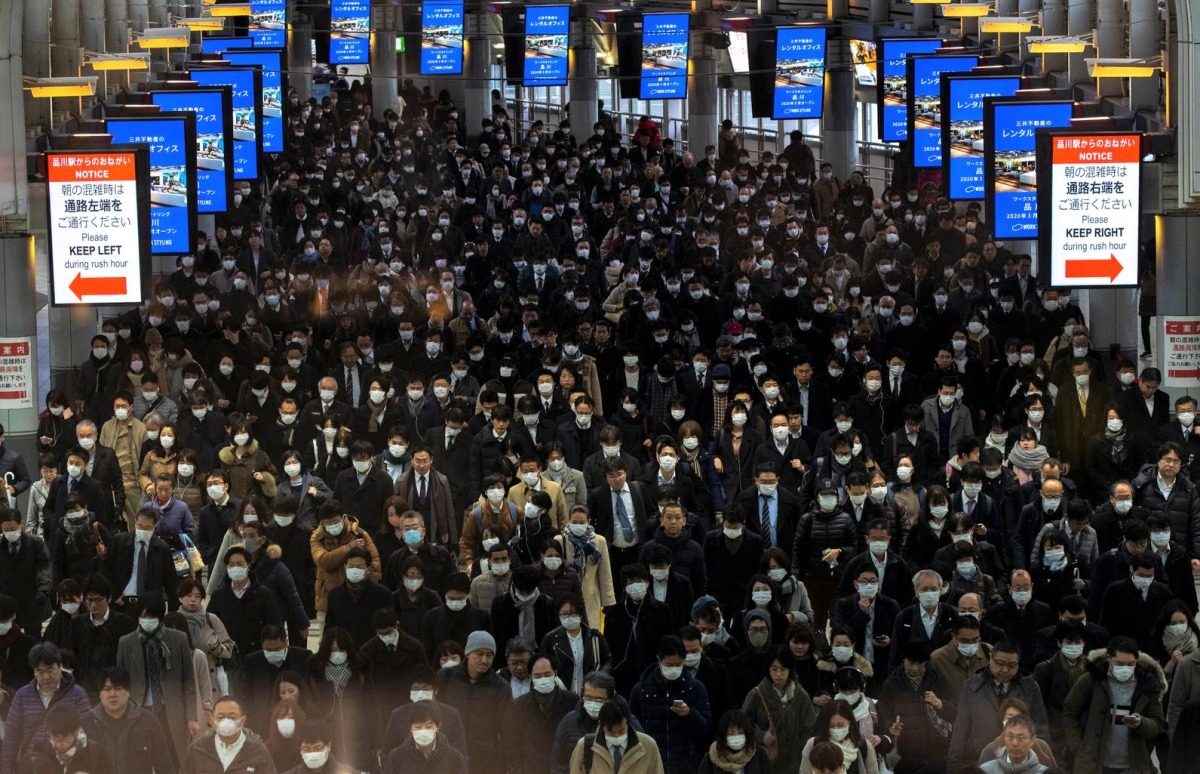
[983,570,1056,674]
[299,629,376,772]
[2,642,92,774]
[382,699,471,774]
[832,561,902,682]
[309,501,382,623]
[72,334,123,425]
[1098,552,1175,654]
[1061,635,1165,774]
[792,478,859,631]
[113,594,198,761]
[180,694,275,773]
[627,635,713,773]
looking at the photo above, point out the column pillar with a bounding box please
[1129,0,1162,111]
[52,0,83,123]
[687,27,717,158]
[1156,214,1200,367]
[80,0,106,96]
[1094,0,1126,97]
[568,18,598,140]
[868,0,889,24]
[22,0,51,132]
[371,5,398,115]
[289,3,313,99]
[463,13,491,132]
[1039,0,1069,76]
[105,0,130,89]
[822,39,858,178]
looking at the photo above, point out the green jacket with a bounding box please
[1062,649,1166,774]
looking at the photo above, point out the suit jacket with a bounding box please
[83,445,125,528]
[889,602,957,671]
[1153,421,1200,482]
[115,627,196,756]
[332,465,396,535]
[425,424,475,509]
[1121,388,1170,446]
[1054,379,1110,470]
[737,486,803,554]
[102,533,179,607]
[507,476,569,530]
[792,380,833,432]
[42,474,106,549]
[950,491,1002,540]
[833,593,902,679]
[586,481,656,546]
[884,372,924,411]
[921,397,973,461]
[331,362,377,410]
[396,468,459,546]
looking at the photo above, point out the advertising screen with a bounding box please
[250,0,287,48]
[222,50,284,153]
[851,39,877,87]
[330,0,371,64]
[199,37,254,55]
[421,2,464,75]
[941,75,1022,200]
[106,116,196,255]
[877,38,943,142]
[524,6,569,86]
[772,26,827,119]
[985,99,1073,239]
[640,13,689,99]
[151,89,232,213]
[190,67,262,181]
[907,54,978,168]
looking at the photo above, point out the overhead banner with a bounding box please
[190,67,263,182]
[772,26,827,119]
[878,38,943,142]
[907,53,978,168]
[222,50,284,153]
[106,116,197,255]
[45,149,150,305]
[985,98,1073,239]
[151,88,233,213]
[1038,130,1141,288]
[524,6,570,86]
[640,13,689,99]
[250,0,287,48]
[330,0,371,65]
[420,2,465,75]
[940,74,1022,200]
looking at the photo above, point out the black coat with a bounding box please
[422,604,491,656]
[325,578,395,647]
[986,598,1057,671]
[604,596,674,696]
[539,626,614,684]
[509,688,580,774]
[737,485,804,554]
[100,533,177,607]
[206,581,282,664]
[332,466,396,535]
[81,446,126,529]
[1099,577,1174,652]
[236,645,312,728]
[703,528,766,620]
[42,474,107,549]
[833,592,902,678]
[586,481,656,545]
[889,602,957,672]
[491,588,560,651]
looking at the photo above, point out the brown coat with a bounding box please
[309,516,382,611]
[138,447,179,494]
[217,439,277,502]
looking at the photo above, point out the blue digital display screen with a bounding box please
[988,100,1074,239]
[106,117,193,254]
[222,50,284,153]
[420,3,464,75]
[190,67,261,181]
[524,6,569,86]
[640,14,689,99]
[250,0,287,48]
[908,55,978,168]
[942,76,1022,200]
[772,27,827,119]
[151,90,230,213]
[330,0,370,65]
[199,37,254,55]
[877,38,943,142]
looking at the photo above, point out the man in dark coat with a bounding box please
[438,630,511,774]
[325,545,394,647]
[332,440,397,535]
[508,654,580,774]
[0,504,52,633]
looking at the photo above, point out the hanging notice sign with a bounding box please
[1163,317,1200,388]
[0,338,34,409]
[46,149,150,305]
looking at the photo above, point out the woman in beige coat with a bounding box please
[554,505,616,631]
[138,422,181,495]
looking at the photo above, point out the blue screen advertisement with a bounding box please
[106,117,194,255]
[987,100,1074,239]
[190,67,261,181]
[151,90,230,213]
[942,76,1022,200]
[908,55,978,168]
[524,6,569,86]
[420,3,464,75]
[639,14,689,99]
[878,38,943,142]
[772,27,828,119]
[222,50,284,153]
[250,0,287,48]
[199,37,254,55]
[330,0,370,65]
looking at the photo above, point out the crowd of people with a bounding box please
[0,76,1190,774]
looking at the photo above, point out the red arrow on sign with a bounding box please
[1064,254,1123,282]
[69,273,127,300]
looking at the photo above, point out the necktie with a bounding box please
[614,490,635,542]
[967,499,975,516]
[536,276,544,292]
[762,497,775,547]
[418,476,427,504]
[136,541,147,595]
[347,368,357,405]
[1079,389,1088,415]
[893,376,900,395]
[67,478,74,494]
[611,745,624,773]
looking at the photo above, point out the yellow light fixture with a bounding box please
[207,3,252,17]
[980,15,1034,33]
[86,53,151,71]
[175,16,225,31]
[911,0,953,5]
[136,28,191,48]
[1086,57,1161,78]
[26,76,99,98]
[1027,35,1088,53]
[941,3,992,17]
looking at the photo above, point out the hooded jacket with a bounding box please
[1062,648,1166,774]
[179,728,276,774]
[310,516,382,612]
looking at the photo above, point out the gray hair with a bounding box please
[583,670,617,698]
[912,569,944,589]
[76,420,98,435]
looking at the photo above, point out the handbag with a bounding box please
[171,534,205,577]
[754,686,781,765]
[91,522,107,558]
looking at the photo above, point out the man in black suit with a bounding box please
[1120,368,1170,448]
[582,426,644,491]
[332,440,397,535]
[0,505,51,634]
[73,421,125,530]
[424,408,474,520]
[300,376,354,434]
[951,463,1002,544]
[43,447,106,549]
[833,562,902,680]
[512,395,559,459]
[239,624,312,729]
[102,505,179,614]
[889,568,957,671]
[331,342,375,410]
[69,575,137,694]
[751,413,810,493]
[883,349,924,409]
[641,543,695,628]
[738,462,802,553]
[791,358,833,433]
[586,456,655,578]
[1153,394,1200,479]
[878,404,943,485]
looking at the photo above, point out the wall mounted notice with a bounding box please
[0,339,34,410]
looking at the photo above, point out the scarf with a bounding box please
[180,610,209,651]
[324,661,351,692]
[705,741,757,772]
[772,678,797,705]
[514,589,539,642]
[367,398,388,433]
[1165,626,1199,656]
[1007,445,1049,471]
[566,526,601,579]
[836,693,871,722]
[137,625,172,672]
[834,738,859,765]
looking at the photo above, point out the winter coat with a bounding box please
[1131,464,1200,555]
[80,701,175,773]
[115,626,197,758]
[218,439,278,502]
[0,672,92,772]
[539,626,614,692]
[248,546,310,632]
[569,730,665,774]
[628,666,713,773]
[438,664,511,773]
[638,525,708,595]
[877,666,956,774]
[1062,649,1166,774]
[205,580,283,665]
[946,669,1050,772]
[310,516,382,612]
[492,588,561,651]
[697,742,773,774]
[179,729,277,774]
[741,676,818,774]
[510,687,581,774]
[792,508,858,580]
[383,732,469,774]
[325,578,394,646]
[553,533,617,630]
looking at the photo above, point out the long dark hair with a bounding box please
[815,699,864,747]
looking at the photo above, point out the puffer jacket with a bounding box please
[218,439,278,502]
[1131,464,1200,555]
[310,516,382,612]
[252,545,310,632]
[792,507,858,580]
[629,665,713,774]
[1062,649,1166,774]
[0,672,92,772]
